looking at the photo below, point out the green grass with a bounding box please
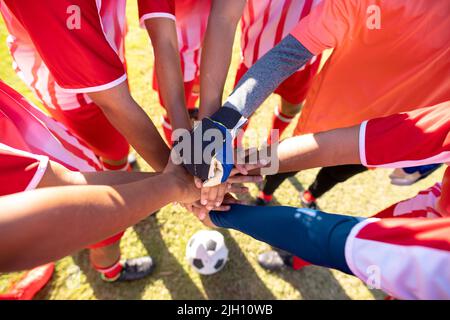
[0,3,445,300]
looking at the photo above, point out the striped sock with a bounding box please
[92,259,123,282]
[268,106,295,144]
[102,161,130,171]
[259,191,273,202]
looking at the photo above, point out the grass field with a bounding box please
[0,3,445,300]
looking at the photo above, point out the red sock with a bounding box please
[268,106,295,144]
[302,190,316,203]
[101,160,130,171]
[162,115,173,146]
[258,191,273,202]
[92,258,123,281]
[292,256,311,270]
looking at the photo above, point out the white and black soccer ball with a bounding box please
[186,230,229,275]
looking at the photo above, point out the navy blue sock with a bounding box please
[210,204,363,274]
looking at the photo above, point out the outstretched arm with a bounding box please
[198,0,246,119]
[270,102,450,174]
[143,17,191,131]
[88,82,170,171]
[0,164,198,272]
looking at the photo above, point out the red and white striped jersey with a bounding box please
[0,0,128,111]
[347,103,450,299]
[0,80,101,196]
[140,0,211,82]
[360,101,450,168]
[347,214,450,300]
[240,0,321,68]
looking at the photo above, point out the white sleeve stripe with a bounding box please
[344,218,380,279]
[365,152,450,169]
[139,13,176,28]
[59,74,127,94]
[25,155,49,191]
[358,121,368,167]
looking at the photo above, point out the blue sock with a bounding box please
[210,204,363,274]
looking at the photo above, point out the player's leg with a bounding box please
[302,165,368,209]
[154,70,195,145]
[88,234,154,282]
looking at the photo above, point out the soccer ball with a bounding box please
[186,230,229,275]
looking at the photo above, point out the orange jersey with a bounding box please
[290,0,450,135]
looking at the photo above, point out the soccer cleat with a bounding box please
[255,197,271,206]
[127,153,137,169]
[257,249,294,271]
[255,191,272,206]
[101,256,155,282]
[389,164,442,186]
[300,190,318,210]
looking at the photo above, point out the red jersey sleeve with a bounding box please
[0,144,49,196]
[138,0,175,27]
[3,0,126,93]
[360,102,450,167]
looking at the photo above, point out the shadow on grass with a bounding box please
[133,214,205,300]
[199,230,276,300]
[276,266,351,300]
[66,214,204,300]
[287,175,305,194]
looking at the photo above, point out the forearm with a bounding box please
[37,160,158,188]
[0,173,182,272]
[210,204,361,274]
[223,35,313,120]
[88,83,170,171]
[276,125,361,173]
[146,19,191,130]
[199,0,245,119]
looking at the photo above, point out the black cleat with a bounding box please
[102,256,155,282]
[258,249,294,271]
[300,191,319,210]
[255,197,271,206]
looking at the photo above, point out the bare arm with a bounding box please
[144,18,191,131]
[198,0,246,119]
[0,166,198,272]
[276,125,360,173]
[88,81,170,171]
[37,160,157,188]
[248,125,361,176]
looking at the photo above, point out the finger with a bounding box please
[211,205,231,211]
[194,177,203,189]
[227,174,263,183]
[200,186,210,206]
[206,186,219,209]
[234,163,248,175]
[228,185,249,194]
[213,184,228,207]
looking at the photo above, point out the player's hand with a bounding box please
[164,152,200,204]
[174,107,245,187]
[186,193,243,222]
[195,163,265,210]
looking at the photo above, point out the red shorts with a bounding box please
[234,58,321,105]
[47,102,129,161]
